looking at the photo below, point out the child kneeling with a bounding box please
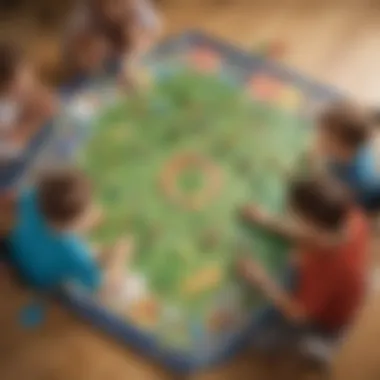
[310,102,380,215]
[239,176,369,362]
[7,168,131,293]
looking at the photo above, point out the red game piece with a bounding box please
[189,47,221,74]
[248,74,283,102]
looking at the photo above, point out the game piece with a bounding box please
[127,296,160,329]
[278,85,303,111]
[188,47,221,74]
[19,300,46,329]
[182,265,223,296]
[248,74,282,102]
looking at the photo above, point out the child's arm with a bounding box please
[237,257,307,322]
[67,235,134,293]
[76,204,104,235]
[240,204,345,249]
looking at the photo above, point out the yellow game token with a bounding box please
[278,86,303,111]
[127,296,160,329]
[182,265,223,296]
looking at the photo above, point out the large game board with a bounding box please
[57,31,342,372]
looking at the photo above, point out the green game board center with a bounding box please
[178,167,205,195]
[80,67,309,349]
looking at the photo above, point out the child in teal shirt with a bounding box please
[8,168,131,292]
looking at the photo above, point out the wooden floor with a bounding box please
[1,1,380,379]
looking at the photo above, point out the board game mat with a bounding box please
[53,31,343,373]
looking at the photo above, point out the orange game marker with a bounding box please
[189,47,222,73]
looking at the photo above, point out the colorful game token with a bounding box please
[19,300,46,329]
[182,265,223,296]
[278,85,303,111]
[248,74,283,102]
[189,47,221,74]
[127,296,160,329]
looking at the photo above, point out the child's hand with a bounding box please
[77,204,104,234]
[237,257,270,289]
[240,204,271,226]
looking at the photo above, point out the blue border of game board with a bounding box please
[59,30,344,374]
[0,122,54,191]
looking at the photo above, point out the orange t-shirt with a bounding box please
[295,209,370,331]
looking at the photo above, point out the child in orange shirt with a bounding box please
[238,177,369,362]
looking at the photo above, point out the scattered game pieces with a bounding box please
[248,74,283,102]
[182,265,223,296]
[73,58,308,360]
[19,300,46,329]
[188,47,222,74]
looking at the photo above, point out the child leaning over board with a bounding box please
[64,0,161,88]
[6,168,132,293]
[307,101,380,215]
[0,41,57,161]
[238,176,369,359]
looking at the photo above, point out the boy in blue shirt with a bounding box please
[310,102,380,214]
[7,168,131,292]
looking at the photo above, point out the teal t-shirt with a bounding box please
[330,145,380,206]
[8,191,101,291]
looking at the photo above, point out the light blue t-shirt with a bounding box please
[330,145,380,205]
[8,191,101,291]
